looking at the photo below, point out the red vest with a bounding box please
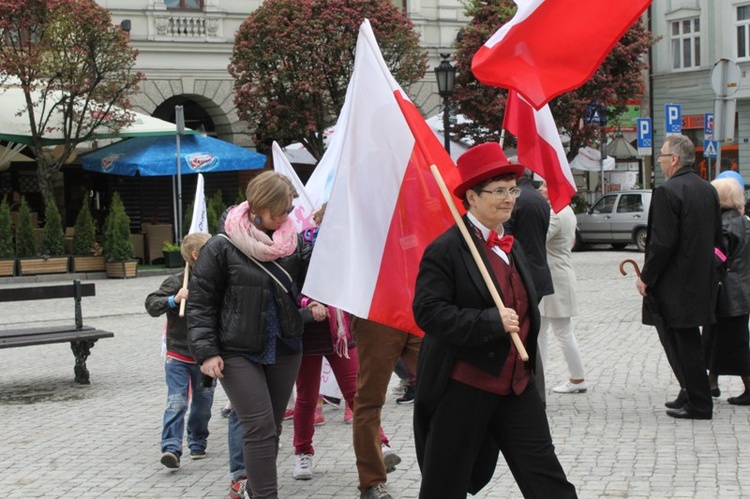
[450,244,531,395]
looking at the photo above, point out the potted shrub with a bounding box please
[70,201,106,273]
[19,200,70,275]
[103,192,137,278]
[0,196,16,277]
[15,197,37,259]
[162,241,184,268]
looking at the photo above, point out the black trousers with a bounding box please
[658,325,712,414]
[419,379,577,499]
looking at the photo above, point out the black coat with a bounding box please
[504,178,554,298]
[641,167,722,328]
[717,209,750,317]
[145,272,191,358]
[412,218,539,493]
[186,234,310,364]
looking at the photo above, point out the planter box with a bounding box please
[18,256,69,276]
[70,255,106,273]
[105,260,138,279]
[163,250,184,268]
[0,258,15,277]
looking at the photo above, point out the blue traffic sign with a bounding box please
[585,103,607,126]
[704,140,718,158]
[665,104,682,135]
[704,113,714,139]
[636,118,652,149]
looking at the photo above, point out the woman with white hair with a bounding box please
[704,177,750,405]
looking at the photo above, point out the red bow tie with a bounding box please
[487,231,514,253]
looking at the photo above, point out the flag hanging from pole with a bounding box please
[302,19,461,336]
[188,173,208,234]
[472,0,651,109]
[503,90,576,213]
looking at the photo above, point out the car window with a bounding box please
[616,194,644,214]
[591,195,616,214]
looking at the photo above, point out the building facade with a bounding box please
[650,0,750,184]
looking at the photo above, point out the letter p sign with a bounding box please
[665,104,681,135]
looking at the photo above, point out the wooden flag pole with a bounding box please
[178,262,190,318]
[429,164,529,361]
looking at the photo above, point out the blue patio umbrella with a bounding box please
[81,134,266,241]
[81,134,266,176]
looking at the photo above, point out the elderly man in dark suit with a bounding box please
[637,134,722,420]
[412,143,577,499]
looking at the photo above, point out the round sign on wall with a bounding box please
[710,58,741,97]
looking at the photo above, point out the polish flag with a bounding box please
[302,20,461,336]
[503,90,576,213]
[472,0,650,109]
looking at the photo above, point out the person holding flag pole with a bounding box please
[412,143,577,498]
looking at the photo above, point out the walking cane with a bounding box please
[618,259,641,278]
[429,165,529,362]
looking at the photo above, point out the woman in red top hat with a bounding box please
[412,142,577,498]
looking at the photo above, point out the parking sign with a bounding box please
[636,118,652,156]
[704,113,714,139]
[665,104,681,135]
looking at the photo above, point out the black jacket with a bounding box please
[717,209,750,317]
[186,234,311,364]
[641,167,722,328]
[412,219,539,493]
[145,272,191,359]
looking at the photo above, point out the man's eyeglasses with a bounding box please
[478,187,522,199]
[658,152,675,158]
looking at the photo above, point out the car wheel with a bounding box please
[611,243,627,250]
[635,228,647,252]
[572,230,583,251]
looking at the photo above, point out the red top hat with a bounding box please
[453,143,525,198]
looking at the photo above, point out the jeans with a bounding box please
[161,357,215,455]
[228,409,245,480]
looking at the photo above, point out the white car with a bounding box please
[575,190,651,252]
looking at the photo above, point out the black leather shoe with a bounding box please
[666,407,712,420]
[665,390,687,409]
[728,391,750,406]
[711,387,721,398]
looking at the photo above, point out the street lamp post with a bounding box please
[434,53,456,154]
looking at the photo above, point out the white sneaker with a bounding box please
[293,453,314,480]
[381,444,401,473]
[553,381,588,393]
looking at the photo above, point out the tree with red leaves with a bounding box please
[229,0,427,160]
[452,0,655,157]
[0,0,143,207]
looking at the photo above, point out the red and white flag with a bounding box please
[503,89,576,213]
[302,20,461,336]
[472,0,650,109]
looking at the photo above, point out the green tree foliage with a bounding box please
[229,0,427,159]
[208,190,225,234]
[15,197,37,258]
[41,200,65,256]
[72,201,96,255]
[0,0,144,208]
[102,192,134,262]
[0,196,14,258]
[452,0,655,156]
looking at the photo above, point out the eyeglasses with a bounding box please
[478,187,522,199]
[658,152,675,158]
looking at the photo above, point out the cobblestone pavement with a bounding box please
[1,248,750,498]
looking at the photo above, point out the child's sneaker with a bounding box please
[160,451,180,469]
[313,408,326,426]
[283,408,294,420]
[293,454,314,480]
[344,405,353,424]
[190,448,207,460]
[228,476,246,499]
[381,444,401,473]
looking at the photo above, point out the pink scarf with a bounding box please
[223,202,297,261]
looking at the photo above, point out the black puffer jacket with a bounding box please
[717,209,750,317]
[186,233,311,364]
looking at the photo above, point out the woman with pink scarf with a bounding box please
[188,171,325,499]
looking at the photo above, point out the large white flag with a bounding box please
[302,20,460,336]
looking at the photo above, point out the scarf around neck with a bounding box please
[223,201,298,261]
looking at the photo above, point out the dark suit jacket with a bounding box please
[412,218,539,493]
[641,167,722,328]
[504,178,554,298]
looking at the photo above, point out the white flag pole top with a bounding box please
[188,173,208,235]
[271,141,316,231]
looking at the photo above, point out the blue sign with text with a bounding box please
[665,104,681,135]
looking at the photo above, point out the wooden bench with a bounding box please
[0,280,114,384]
